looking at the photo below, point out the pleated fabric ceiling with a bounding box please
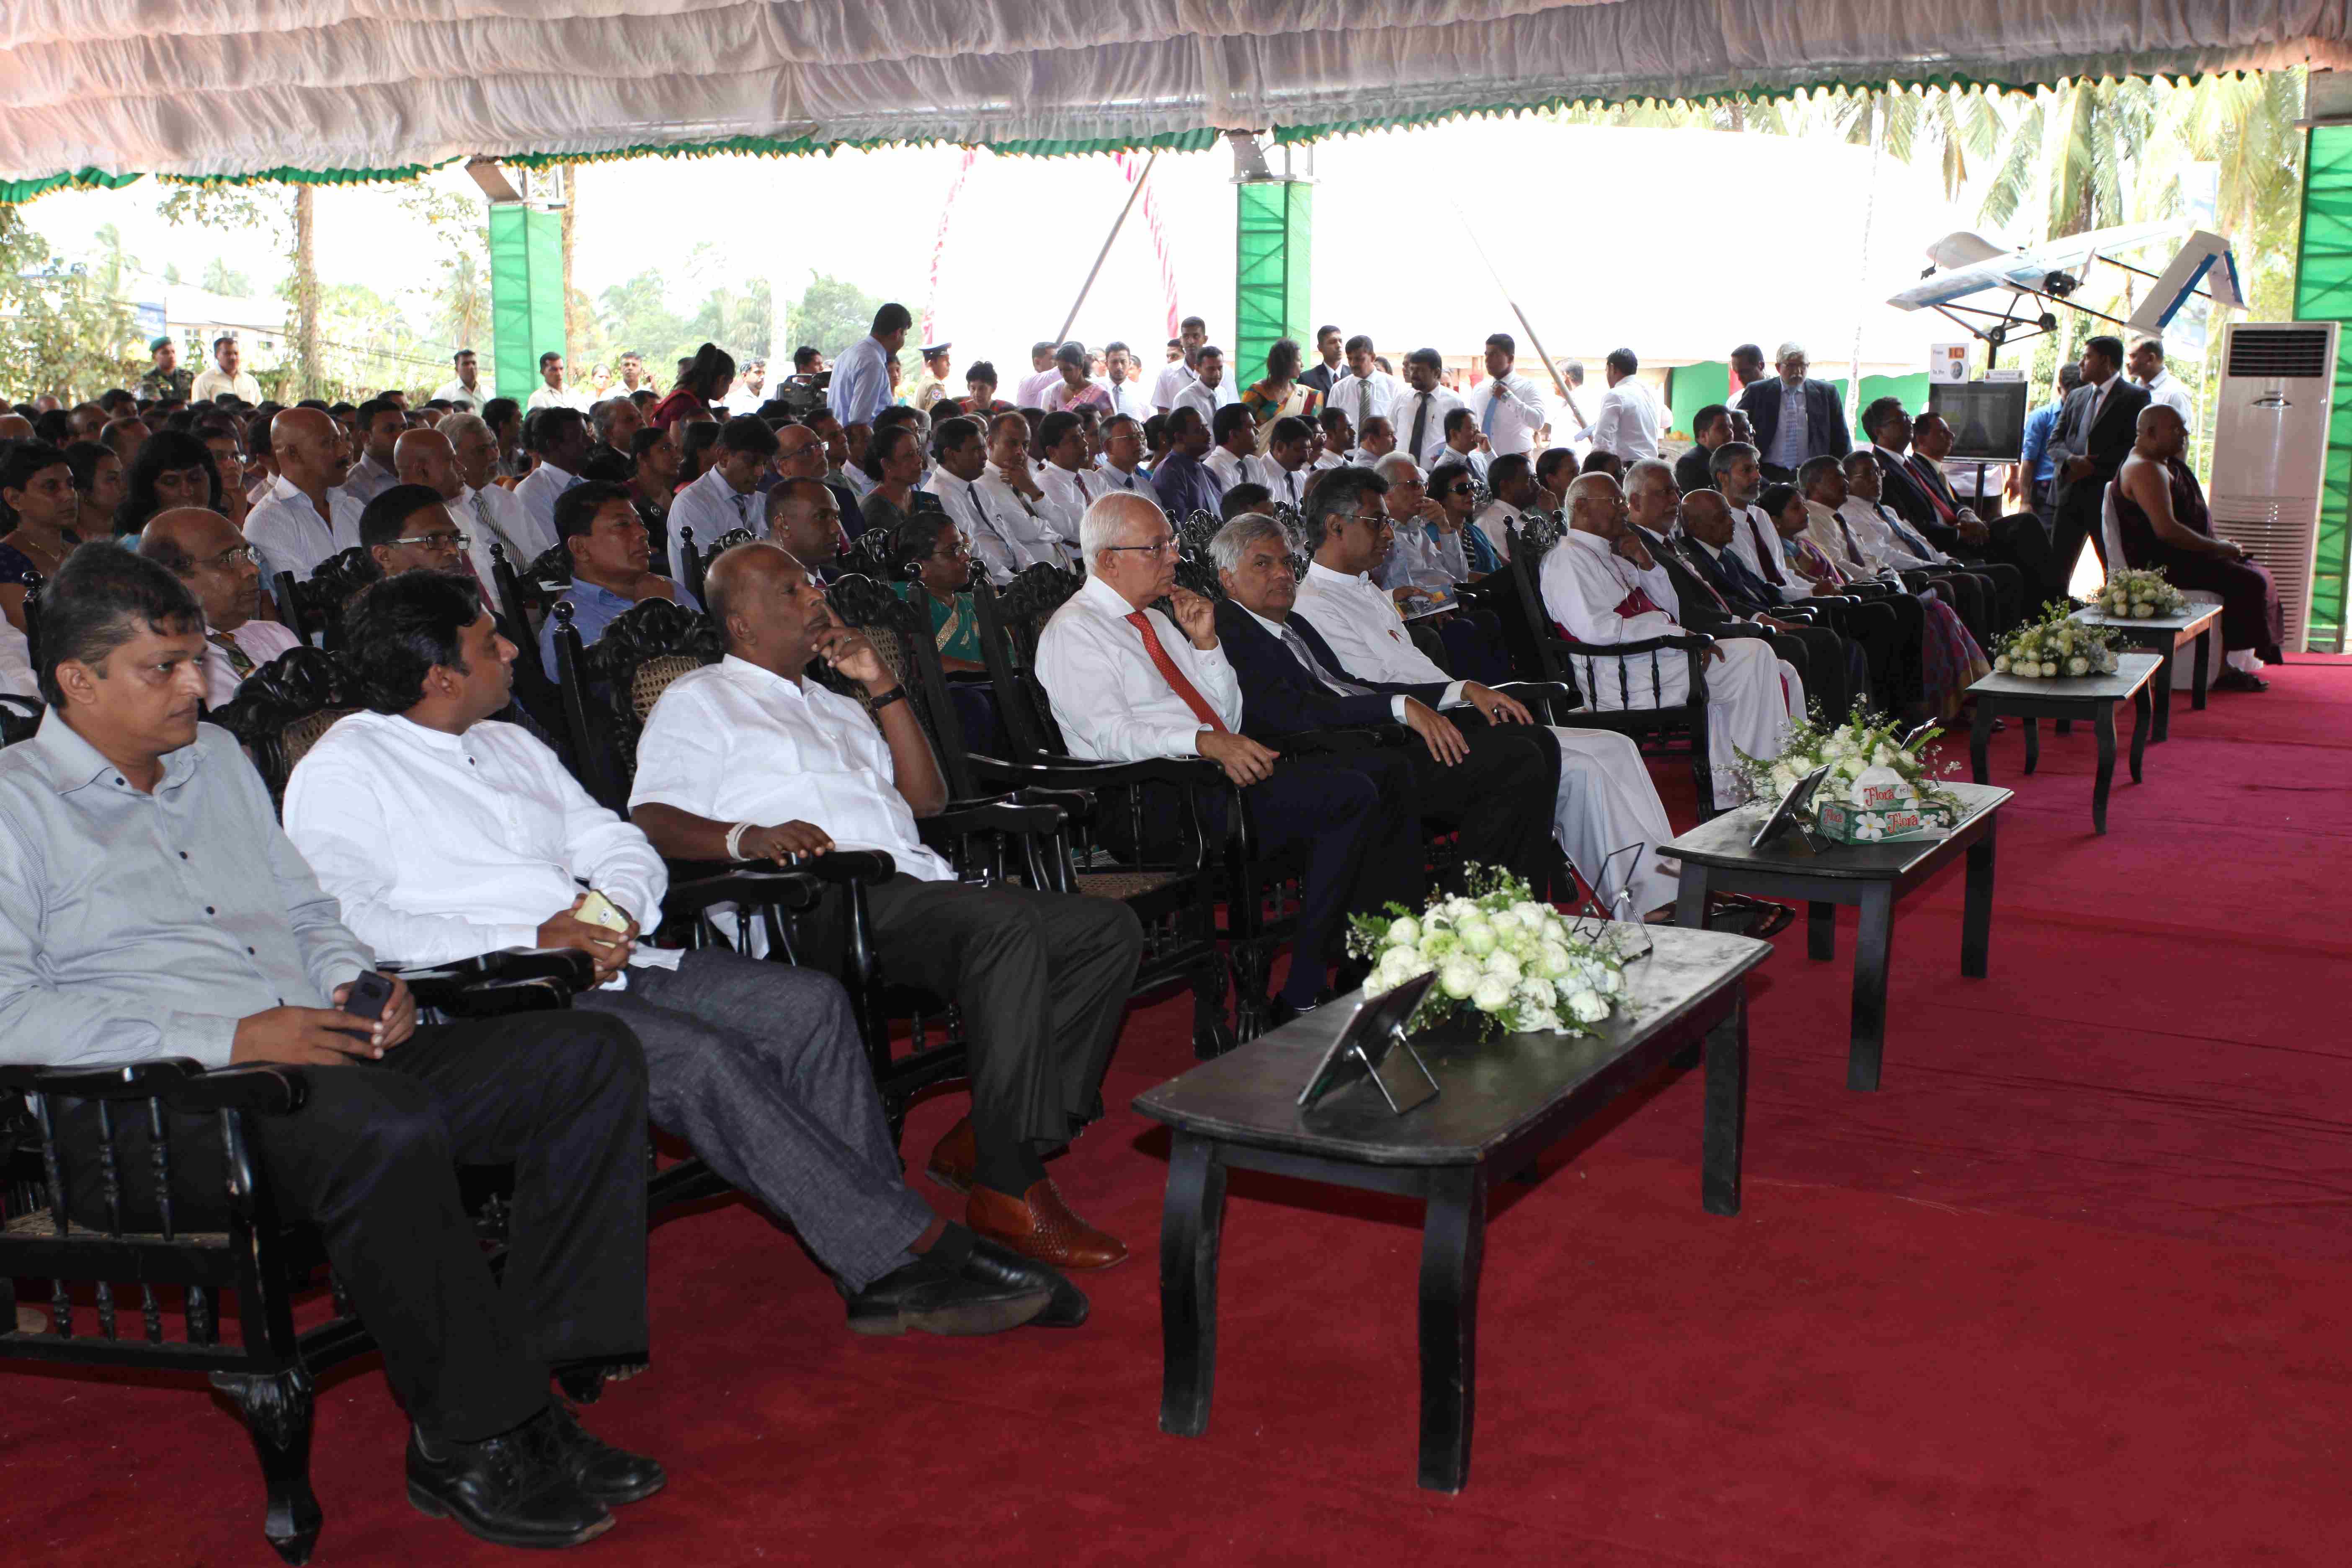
[4,0,2349,198]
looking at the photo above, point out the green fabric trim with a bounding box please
[0,168,146,204]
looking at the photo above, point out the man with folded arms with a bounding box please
[1040,492,1416,1021]
[1542,472,1802,811]
[1294,467,1683,919]
[137,507,299,707]
[1209,511,1558,895]
[0,548,659,1550]
[286,570,1069,1334]
[627,542,1145,1271]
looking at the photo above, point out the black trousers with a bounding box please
[1394,720,1559,894]
[1909,568,1996,647]
[807,874,1144,1168]
[1770,619,1859,719]
[59,1013,651,1443]
[1831,591,1926,711]
[1235,753,1418,1007]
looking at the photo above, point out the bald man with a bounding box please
[765,477,847,577]
[629,542,1145,1273]
[0,414,34,444]
[395,426,536,586]
[137,507,299,707]
[245,406,364,584]
[2112,404,2283,689]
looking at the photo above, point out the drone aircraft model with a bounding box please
[1887,221,2244,363]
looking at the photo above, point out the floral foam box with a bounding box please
[1813,796,1956,845]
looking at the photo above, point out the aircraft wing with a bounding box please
[1888,219,2201,315]
[2126,230,2245,335]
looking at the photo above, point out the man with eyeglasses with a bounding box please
[360,484,475,579]
[136,507,298,708]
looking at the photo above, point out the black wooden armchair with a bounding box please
[0,946,598,1566]
[1497,512,1720,819]
[271,547,379,650]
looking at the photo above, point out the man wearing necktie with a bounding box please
[1036,492,1416,1023]
[134,507,299,709]
[1396,348,1465,471]
[2041,334,2151,601]
[665,414,779,581]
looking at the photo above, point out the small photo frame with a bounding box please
[1297,971,1442,1116]
[1750,762,1834,850]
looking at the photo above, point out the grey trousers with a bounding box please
[578,949,933,1292]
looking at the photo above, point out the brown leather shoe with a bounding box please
[925,1116,976,1194]
[967,1179,1129,1271]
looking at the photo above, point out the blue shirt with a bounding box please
[541,577,703,673]
[826,335,895,428]
[1151,450,1223,521]
[2019,400,2064,485]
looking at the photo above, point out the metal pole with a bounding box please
[1449,198,1575,404]
[1054,152,1158,347]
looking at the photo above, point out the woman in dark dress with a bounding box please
[650,343,735,439]
[2111,404,2283,688]
[0,440,83,633]
[111,427,222,541]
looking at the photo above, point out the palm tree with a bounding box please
[440,249,490,352]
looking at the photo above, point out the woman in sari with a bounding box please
[1238,337,1323,453]
[651,342,735,440]
[889,508,985,673]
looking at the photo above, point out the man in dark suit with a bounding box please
[1620,460,1823,707]
[1673,486,1863,718]
[1862,398,2033,629]
[1208,513,1559,895]
[2042,333,2148,600]
[1674,404,1732,497]
[1736,343,1852,481]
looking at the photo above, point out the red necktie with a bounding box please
[1125,611,1230,734]
[1743,512,1788,586]
[1908,456,1958,523]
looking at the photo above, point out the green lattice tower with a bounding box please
[1235,181,1312,390]
[488,204,565,407]
[2295,111,2352,651]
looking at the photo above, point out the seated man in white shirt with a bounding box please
[1368,454,1455,599]
[1313,408,1354,471]
[1436,407,1490,484]
[1391,348,1467,472]
[1203,402,1255,493]
[287,570,1070,1336]
[1349,414,1398,468]
[1038,492,1416,1020]
[341,397,405,506]
[244,405,364,585]
[1540,472,1801,810]
[1172,347,1236,425]
[1835,449,1998,648]
[627,542,1144,1274]
[663,414,776,581]
[970,412,1078,576]
[1034,411,1107,539]
[1243,415,1313,511]
[1472,452,1545,564]
[398,423,537,585]
[1294,467,1683,918]
[513,406,592,565]
[136,507,299,707]
[1095,414,1153,494]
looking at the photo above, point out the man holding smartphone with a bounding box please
[0,548,660,1551]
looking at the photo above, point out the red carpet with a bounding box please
[7,660,2352,1565]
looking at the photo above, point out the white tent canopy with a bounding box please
[3,0,2347,188]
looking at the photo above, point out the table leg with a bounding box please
[1418,1167,1487,1493]
[1702,985,1749,1217]
[1970,700,1993,784]
[2153,645,2175,742]
[2130,685,2150,784]
[2192,629,2212,710]
[2092,703,2117,834]
[2022,716,2040,776]
[1808,901,1835,961]
[1673,861,1710,928]
[1848,881,1895,1092]
[1962,818,1995,980]
[1159,1133,1228,1439]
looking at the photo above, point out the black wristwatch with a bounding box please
[867,685,909,714]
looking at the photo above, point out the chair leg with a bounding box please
[1190,952,1236,1060]
[211,1366,323,1566]
[1230,940,1274,1044]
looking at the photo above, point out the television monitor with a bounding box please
[1928,379,2030,462]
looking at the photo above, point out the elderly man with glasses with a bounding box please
[136,507,299,707]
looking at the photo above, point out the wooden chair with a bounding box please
[0,694,39,746]
[673,524,755,605]
[270,547,377,650]
[1496,512,1720,819]
[0,947,599,1565]
[546,593,1072,1131]
[207,646,364,807]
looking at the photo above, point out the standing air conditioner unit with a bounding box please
[2205,320,2338,652]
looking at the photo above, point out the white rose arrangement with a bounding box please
[1732,709,1962,821]
[2094,566,2189,619]
[1347,866,1631,1039]
[1992,602,2123,680]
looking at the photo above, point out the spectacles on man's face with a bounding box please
[392,531,471,552]
[1350,507,1395,534]
[1102,536,1180,560]
[197,545,259,570]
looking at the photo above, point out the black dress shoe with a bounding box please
[2212,666,2269,693]
[843,1253,1050,1336]
[961,1234,1090,1328]
[407,1411,614,1549]
[1266,996,1320,1029]
[544,1400,666,1506]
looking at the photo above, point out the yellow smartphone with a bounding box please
[575,890,631,933]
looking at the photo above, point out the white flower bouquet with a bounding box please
[1991,602,2123,680]
[1346,865,1632,1039]
[2092,566,2189,619]
[1731,709,1962,823]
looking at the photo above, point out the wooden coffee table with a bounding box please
[2070,605,2222,743]
[1967,652,2162,833]
[1132,924,1770,1493]
[1665,780,2010,1093]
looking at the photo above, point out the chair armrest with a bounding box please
[926,797,1070,839]
[665,848,897,887]
[967,752,1227,793]
[392,948,598,1009]
[1490,680,1572,707]
[0,1059,307,1116]
[1559,632,1715,656]
[662,867,829,919]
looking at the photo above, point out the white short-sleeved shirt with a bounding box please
[630,657,953,882]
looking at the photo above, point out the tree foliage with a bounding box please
[0,206,142,400]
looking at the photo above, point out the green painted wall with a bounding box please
[2293,121,2352,652]
[488,205,565,406]
[1234,182,1312,386]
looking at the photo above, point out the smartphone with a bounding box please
[343,970,395,1022]
[575,890,632,933]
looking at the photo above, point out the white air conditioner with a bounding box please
[2206,320,2338,652]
